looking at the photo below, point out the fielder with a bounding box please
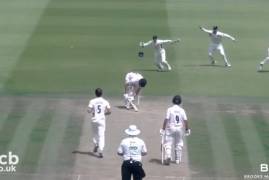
[200,26,236,67]
[124,72,147,111]
[88,88,111,158]
[160,95,190,165]
[258,48,269,71]
[140,35,180,71]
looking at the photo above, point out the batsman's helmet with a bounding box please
[95,88,103,97]
[213,26,218,31]
[152,35,158,40]
[139,78,147,87]
[172,95,182,105]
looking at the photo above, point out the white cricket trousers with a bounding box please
[155,49,171,70]
[208,43,230,65]
[91,121,105,152]
[260,57,269,65]
[164,127,184,161]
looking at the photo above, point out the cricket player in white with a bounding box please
[140,35,180,71]
[124,72,147,111]
[200,26,236,67]
[160,95,190,165]
[88,88,111,158]
[258,48,269,71]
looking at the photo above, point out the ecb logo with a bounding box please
[0,152,19,173]
[0,152,19,165]
[260,163,268,173]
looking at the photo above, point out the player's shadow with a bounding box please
[116,105,127,109]
[72,150,100,158]
[131,68,159,72]
[149,158,162,165]
[258,70,269,73]
[184,64,226,68]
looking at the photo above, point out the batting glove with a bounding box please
[139,42,144,47]
[185,129,191,136]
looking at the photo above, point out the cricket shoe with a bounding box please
[258,64,263,72]
[211,60,216,65]
[164,158,171,166]
[225,63,231,67]
[93,145,98,153]
[98,153,103,158]
[125,104,131,110]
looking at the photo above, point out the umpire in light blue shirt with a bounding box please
[117,125,147,180]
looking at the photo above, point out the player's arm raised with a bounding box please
[223,33,236,41]
[140,40,152,47]
[199,26,212,33]
[159,39,173,45]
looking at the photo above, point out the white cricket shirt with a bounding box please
[143,39,172,53]
[117,137,147,162]
[165,105,187,129]
[88,97,110,122]
[201,28,234,45]
[125,72,143,85]
[209,31,226,45]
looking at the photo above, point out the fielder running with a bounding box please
[258,48,269,71]
[88,88,111,158]
[200,26,236,67]
[140,35,180,71]
[124,72,147,111]
[160,95,190,165]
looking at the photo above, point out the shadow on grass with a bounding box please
[258,70,269,73]
[149,158,162,165]
[131,68,158,72]
[72,150,100,158]
[184,64,226,68]
[132,68,171,72]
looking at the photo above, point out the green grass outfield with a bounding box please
[0,0,269,179]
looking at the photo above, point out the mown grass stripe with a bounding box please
[34,99,74,177]
[0,98,27,153]
[18,99,55,173]
[218,104,252,177]
[0,0,51,92]
[7,98,45,161]
[0,97,14,133]
[185,102,215,177]
[230,104,266,177]
[251,105,269,163]
[202,99,236,177]
[59,99,85,173]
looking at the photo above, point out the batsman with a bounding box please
[160,95,191,165]
[123,72,147,112]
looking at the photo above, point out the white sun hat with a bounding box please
[125,125,141,136]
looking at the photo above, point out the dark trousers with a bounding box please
[121,160,145,180]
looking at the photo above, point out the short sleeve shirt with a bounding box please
[117,137,147,162]
[88,97,110,122]
[165,105,187,129]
